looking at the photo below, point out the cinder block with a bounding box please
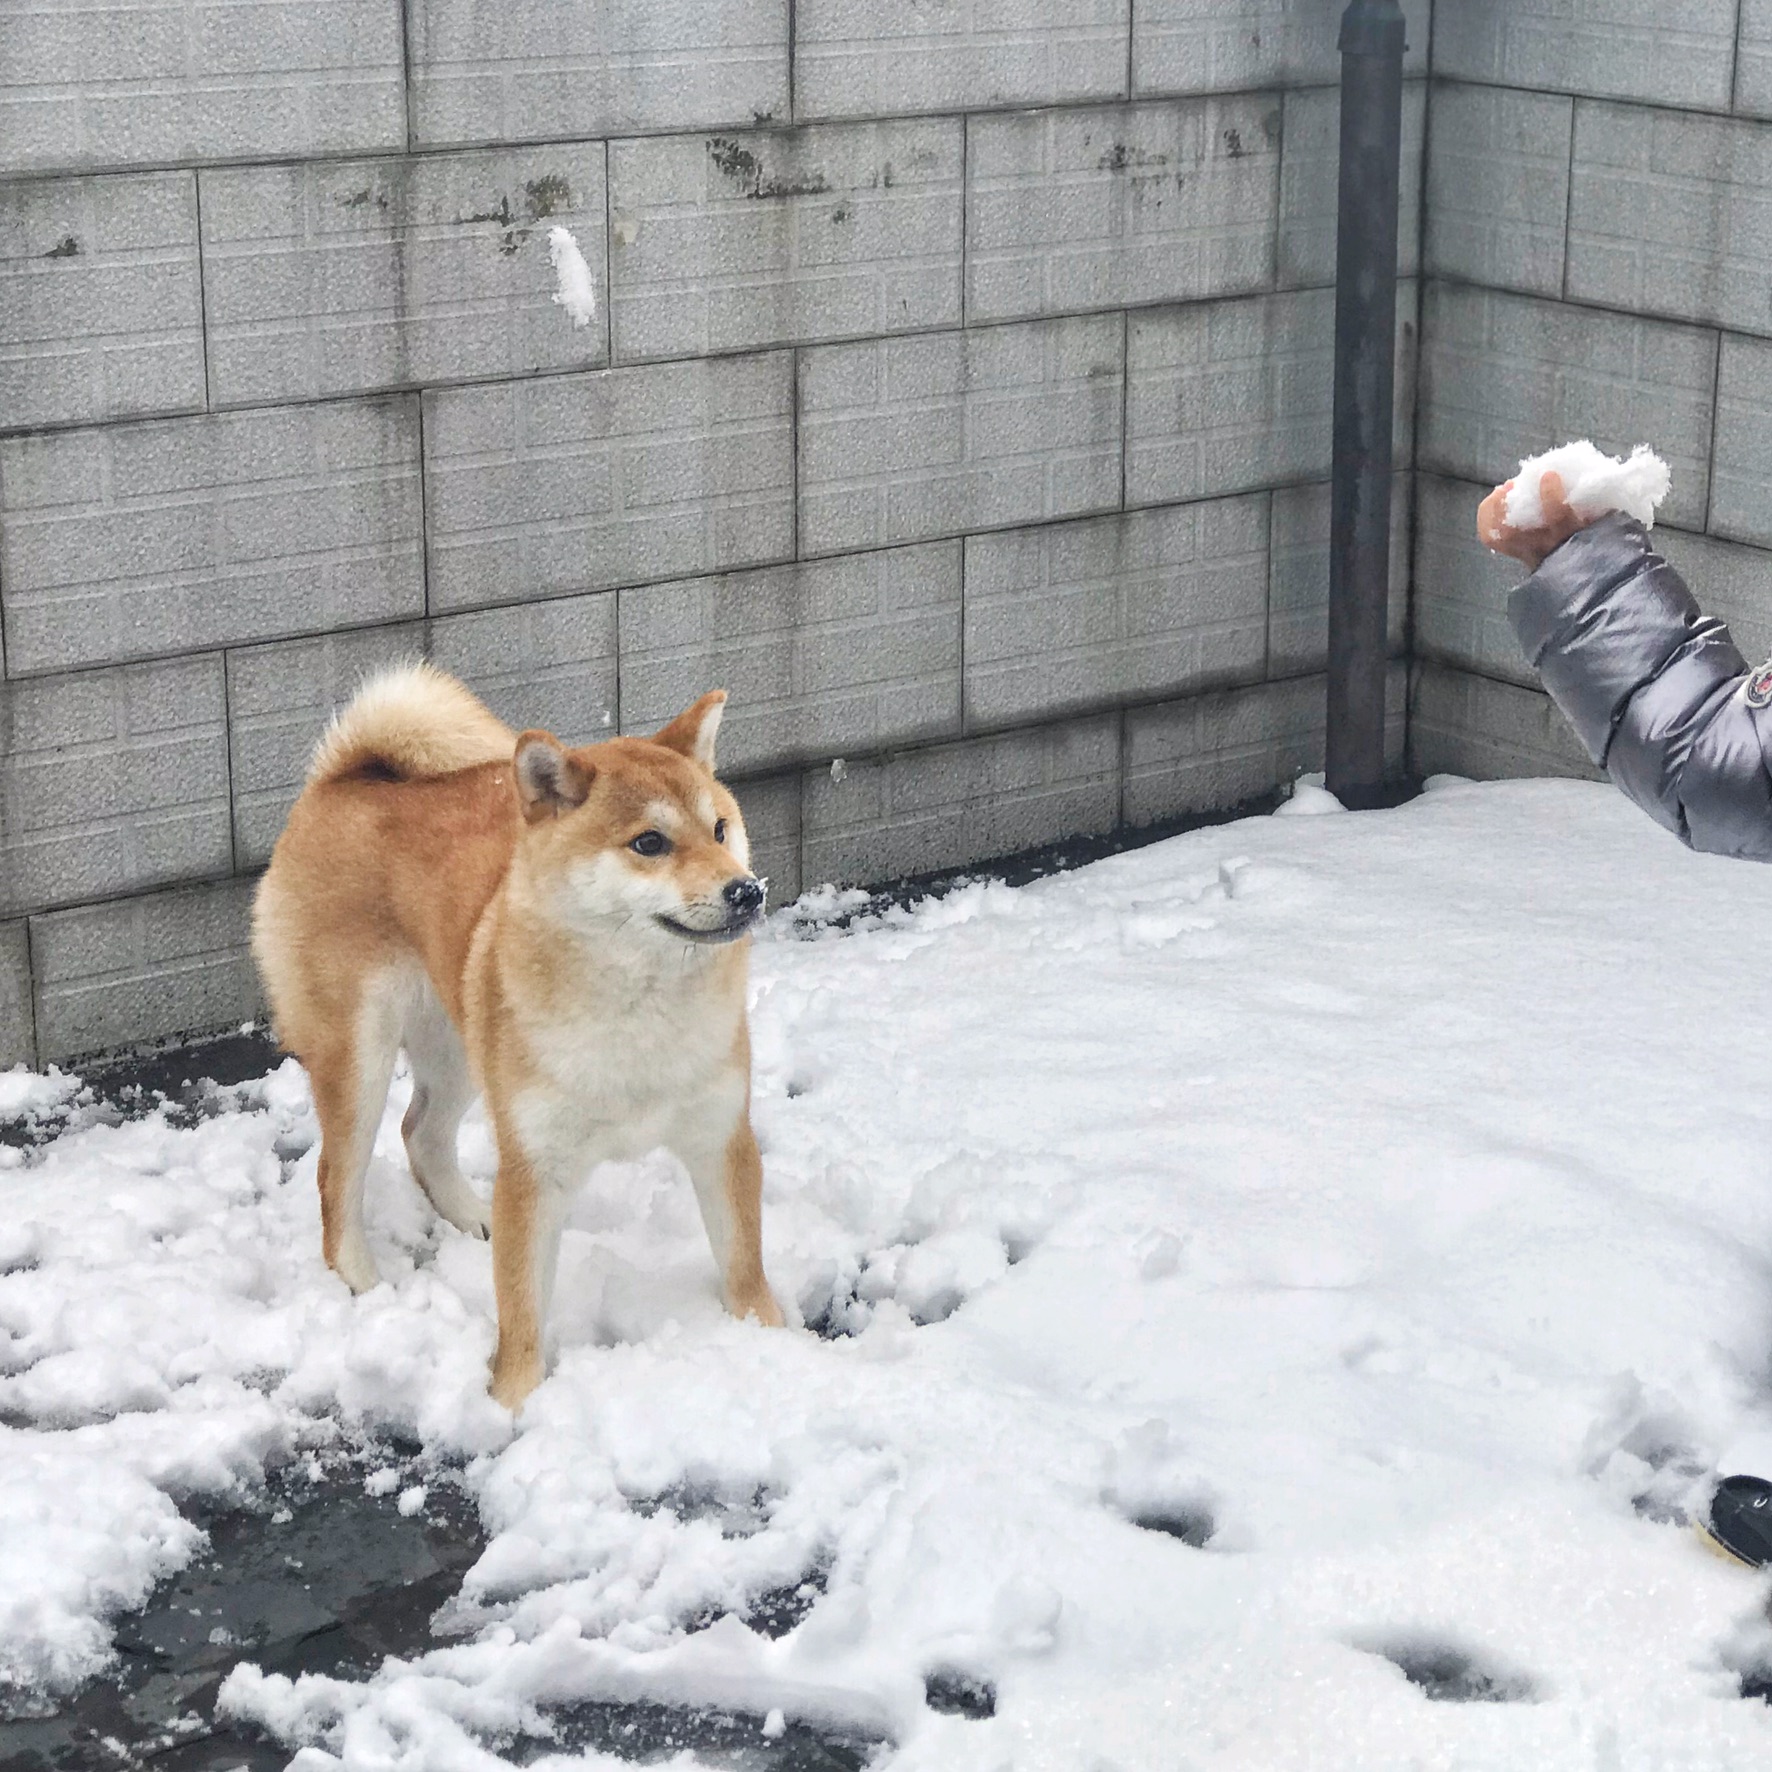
[1124,668,1405,827]
[0,657,231,918]
[1740,2,1772,118]
[800,714,1121,887]
[408,0,789,147]
[795,0,1129,122]
[962,494,1268,732]
[1416,283,1715,532]
[0,172,205,432]
[966,96,1277,323]
[1409,660,1599,784]
[0,923,35,1070]
[1267,475,1410,678]
[30,879,262,1063]
[0,397,423,676]
[1567,102,1772,336]
[1409,473,1537,687]
[200,147,609,407]
[0,0,405,175]
[1133,0,1430,94]
[620,543,962,775]
[431,595,619,743]
[1424,84,1573,299]
[726,772,801,905]
[423,351,794,613]
[1276,82,1425,291]
[1431,0,1734,113]
[798,315,1123,557]
[608,120,962,361]
[1656,527,1772,668]
[226,624,424,869]
[1125,285,1416,509]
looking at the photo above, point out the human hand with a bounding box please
[1476,471,1592,571]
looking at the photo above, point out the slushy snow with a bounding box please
[1505,440,1671,529]
[7,779,1772,1769]
[547,227,597,329]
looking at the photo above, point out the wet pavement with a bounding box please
[0,1455,876,1771]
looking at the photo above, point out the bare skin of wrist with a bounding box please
[1475,470,1591,572]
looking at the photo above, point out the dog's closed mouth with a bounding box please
[655,911,756,944]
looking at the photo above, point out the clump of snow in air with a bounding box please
[1505,439,1671,529]
[9,780,1772,1767]
[546,226,597,328]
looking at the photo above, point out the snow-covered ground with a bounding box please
[7,775,1772,1770]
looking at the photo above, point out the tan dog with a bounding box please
[252,664,783,1409]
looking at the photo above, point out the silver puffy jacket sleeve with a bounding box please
[1507,511,1772,860]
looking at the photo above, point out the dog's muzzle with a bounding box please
[656,876,766,944]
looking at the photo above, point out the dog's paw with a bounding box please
[732,1282,785,1328]
[330,1240,380,1295]
[488,1358,542,1412]
[446,1202,492,1241]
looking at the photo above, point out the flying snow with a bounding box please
[547,227,598,330]
[6,779,1772,1769]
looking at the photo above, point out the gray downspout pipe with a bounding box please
[1325,0,1406,809]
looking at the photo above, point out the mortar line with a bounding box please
[1118,306,1129,511]
[958,510,968,738]
[398,0,416,152]
[415,390,432,623]
[1733,0,1747,113]
[791,346,803,563]
[603,139,615,370]
[960,110,969,326]
[194,173,214,412]
[1703,327,1724,535]
[221,641,240,876]
[21,918,43,1072]
[1558,97,1576,303]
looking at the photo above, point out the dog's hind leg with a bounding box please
[306,974,404,1294]
[401,984,491,1240]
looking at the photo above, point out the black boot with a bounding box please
[1701,1476,1772,1567]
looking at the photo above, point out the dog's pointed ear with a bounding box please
[651,690,727,771]
[514,731,593,823]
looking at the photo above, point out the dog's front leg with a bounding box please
[676,1110,783,1327]
[488,1138,569,1410]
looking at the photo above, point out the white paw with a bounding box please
[332,1239,380,1295]
[445,1199,493,1241]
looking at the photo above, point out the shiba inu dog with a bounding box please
[252,664,783,1409]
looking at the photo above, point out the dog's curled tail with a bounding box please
[306,661,515,787]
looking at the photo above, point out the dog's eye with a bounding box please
[629,830,671,857]
[713,818,727,844]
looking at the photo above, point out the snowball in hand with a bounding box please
[547,226,597,329]
[1504,440,1670,530]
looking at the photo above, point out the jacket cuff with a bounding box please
[1506,514,1711,764]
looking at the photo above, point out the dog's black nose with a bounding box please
[724,876,764,916]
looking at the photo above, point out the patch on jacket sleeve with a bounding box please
[1745,659,1772,709]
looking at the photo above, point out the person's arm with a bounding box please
[1490,495,1772,860]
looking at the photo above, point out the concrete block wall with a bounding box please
[0,0,1429,1066]
[1411,7,1772,787]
